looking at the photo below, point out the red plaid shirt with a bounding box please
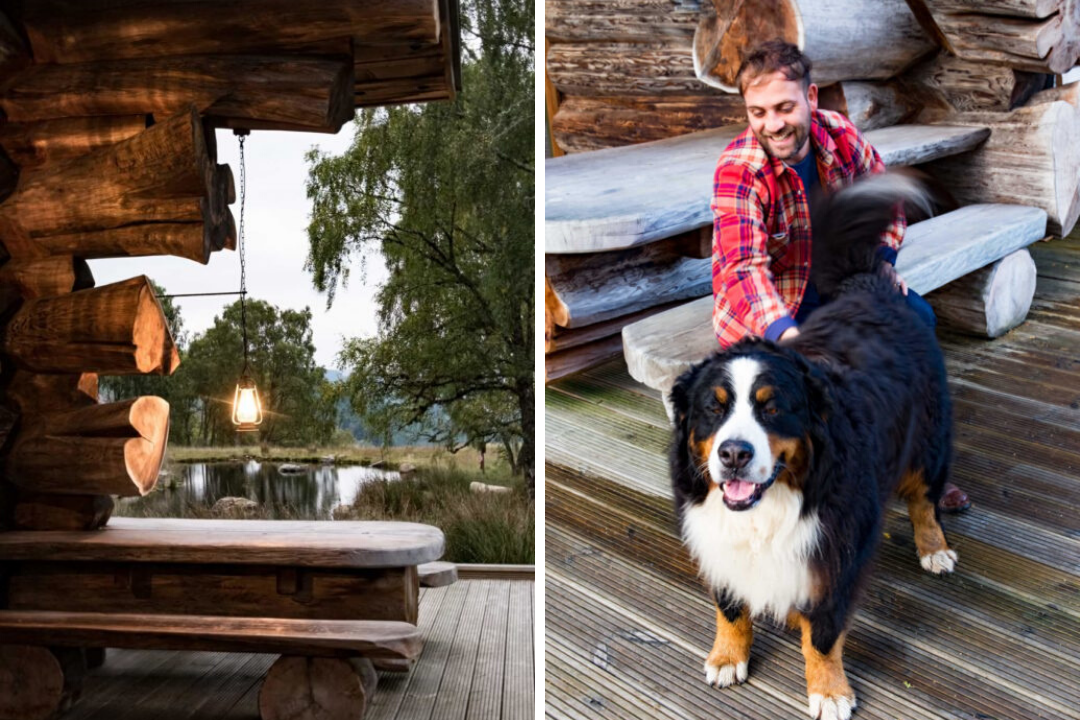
[711,109,905,347]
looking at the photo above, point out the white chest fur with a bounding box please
[681,483,822,622]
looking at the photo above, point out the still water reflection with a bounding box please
[122,461,401,519]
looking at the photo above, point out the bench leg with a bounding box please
[0,645,85,720]
[259,656,378,720]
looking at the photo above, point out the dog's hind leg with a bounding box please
[797,613,856,720]
[897,468,958,574]
[704,590,752,688]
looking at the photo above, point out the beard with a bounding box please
[755,122,810,162]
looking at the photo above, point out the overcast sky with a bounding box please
[90,126,388,371]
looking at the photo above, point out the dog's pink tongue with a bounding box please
[724,480,756,502]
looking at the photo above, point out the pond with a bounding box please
[119,461,401,520]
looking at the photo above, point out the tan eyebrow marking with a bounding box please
[755,386,775,403]
[714,387,728,404]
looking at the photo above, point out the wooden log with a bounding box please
[5,396,169,497]
[0,517,446,568]
[13,493,114,531]
[921,102,1080,236]
[0,56,355,133]
[259,656,377,720]
[546,42,710,96]
[18,0,439,63]
[8,562,419,623]
[547,252,710,328]
[901,53,1047,121]
[5,372,99,414]
[0,10,30,84]
[546,334,624,383]
[545,0,701,42]
[0,611,423,659]
[417,561,458,587]
[0,116,148,169]
[817,81,915,131]
[0,108,213,259]
[551,94,747,153]
[912,0,1080,73]
[2,276,179,375]
[545,123,990,253]
[693,0,935,92]
[546,300,686,354]
[36,224,214,264]
[0,257,93,299]
[0,645,64,720]
[926,249,1037,337]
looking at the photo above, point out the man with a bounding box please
[710,40,969,513]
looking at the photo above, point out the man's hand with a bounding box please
[779,327,801,342]
[879,263,908,296]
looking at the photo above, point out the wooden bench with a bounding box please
[621,204,1048,416]
[545,123,991,255]
[0,517,446,720]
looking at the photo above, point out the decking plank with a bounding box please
[431,581,490,720]
[503,581,534,720]
[466,581,510,720]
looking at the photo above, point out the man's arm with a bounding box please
[712,162,794,342]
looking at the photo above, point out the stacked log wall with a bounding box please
[0,5,455,531]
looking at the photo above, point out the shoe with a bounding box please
[938,483,970,514]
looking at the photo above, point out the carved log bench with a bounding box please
[621,204,1049,417]
[0,517,446,720]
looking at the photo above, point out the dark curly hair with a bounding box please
[735,40,812,95]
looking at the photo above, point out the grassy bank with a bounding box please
[334,468,533,564]
[165,445,501,476]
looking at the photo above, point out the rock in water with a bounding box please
[212,496,260,518]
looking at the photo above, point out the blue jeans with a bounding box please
[795,280,936,329]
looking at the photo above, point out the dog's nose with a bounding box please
[718,440,754,471]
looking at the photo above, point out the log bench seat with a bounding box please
[621,203,1048,415]
[545,123,992,255]
[0,610,422,659]
[0,517,446,720]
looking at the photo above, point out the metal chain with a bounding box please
[238,133,249,371]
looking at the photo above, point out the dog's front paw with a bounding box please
[920,549,958,574]
[808,692,856,720]
[704,657,748,688]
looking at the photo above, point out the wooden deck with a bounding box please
[545,234,1080,719]
[63,579,534,720]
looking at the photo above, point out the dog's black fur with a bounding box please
[670,174,953,658]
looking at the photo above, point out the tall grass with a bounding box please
[338,468,534,565]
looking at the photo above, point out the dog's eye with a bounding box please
[710,401,724,415]
[762,403,779,416]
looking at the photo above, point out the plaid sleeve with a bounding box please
[712,161,791,338]
[849,125,906,252]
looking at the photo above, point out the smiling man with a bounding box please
[710,39,969,513]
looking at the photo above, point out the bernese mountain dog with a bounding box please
[669,174,956,720]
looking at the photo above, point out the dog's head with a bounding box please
[670,339,831,512]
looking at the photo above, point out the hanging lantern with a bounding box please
[232,374,263,431]
[230,128,262,432]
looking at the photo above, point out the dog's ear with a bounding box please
[668,362,700,429]
[668,359,709,510]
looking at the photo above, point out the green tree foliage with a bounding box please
[103,287,337,447]
[181,300,338,446]
[305,0,535,476]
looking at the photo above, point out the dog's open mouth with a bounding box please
[721,462,784,511]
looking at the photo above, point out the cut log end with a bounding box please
[0,645,65,720]
[692,1,800,91]
[259,656,377,720]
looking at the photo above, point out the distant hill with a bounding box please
[324,368,432,446]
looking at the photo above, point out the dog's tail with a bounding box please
[809,171,936,297]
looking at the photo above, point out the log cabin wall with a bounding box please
[0,0,461,531]
[544,0,1080,380]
